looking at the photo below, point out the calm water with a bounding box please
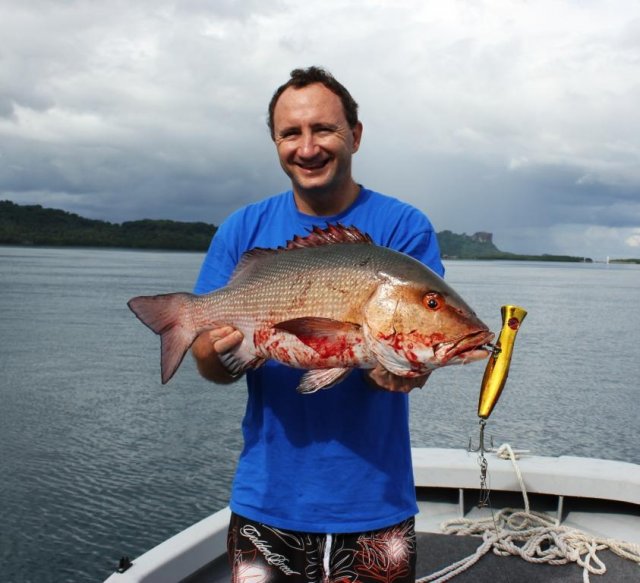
[1,247,639,582]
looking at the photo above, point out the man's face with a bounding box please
[272,83,362,198]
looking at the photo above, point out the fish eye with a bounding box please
[422,293,442,311]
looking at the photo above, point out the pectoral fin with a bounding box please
[274,317,363,359]
[297,368,352,394]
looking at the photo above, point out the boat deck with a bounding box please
[417,531,638,582]
[182,484,640,582]
[105,449,640,583]
[185,530,639,582]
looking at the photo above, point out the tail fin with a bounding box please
[128,292,198,384]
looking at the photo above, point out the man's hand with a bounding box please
[363,364,431,393]
[191,326,244,384]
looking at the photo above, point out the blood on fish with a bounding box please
[128,224,493,388]
[405,349,418,363]
[378,330,441,351]
[295,334,350,359]
[376,330,444,370]
[254,327,274,347]
[272,345,295,364]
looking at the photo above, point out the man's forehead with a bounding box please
[273,83,346,125]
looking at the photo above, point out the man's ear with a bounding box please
[351,121,363,153]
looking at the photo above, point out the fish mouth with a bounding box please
[434,330,496,364]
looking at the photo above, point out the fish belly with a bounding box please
[252,327,377,370]
[203,249,380,369]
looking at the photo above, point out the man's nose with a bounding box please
[297,131,320,158]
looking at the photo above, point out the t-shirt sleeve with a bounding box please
[193,220,239,294]
[402,228,445,277]
[387,206,445,278]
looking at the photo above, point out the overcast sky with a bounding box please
[1,0,639,258]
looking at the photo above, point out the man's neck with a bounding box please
[293,181,361,217]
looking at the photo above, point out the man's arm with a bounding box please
[191,326,244,384]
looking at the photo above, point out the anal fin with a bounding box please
[297,368,352,394]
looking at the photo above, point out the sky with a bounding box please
[1,0,639,259]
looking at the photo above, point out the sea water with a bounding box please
[1,247,638,582]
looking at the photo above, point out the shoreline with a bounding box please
[2,243,638,263]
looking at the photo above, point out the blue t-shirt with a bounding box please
[194,187,444,533]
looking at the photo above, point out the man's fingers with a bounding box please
[192,327,243,360]
[364,365,431,393]
[208,326,234,341]
[212,329,243,354]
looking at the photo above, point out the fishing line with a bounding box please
[475,433,514,583]
[417,424,514,583]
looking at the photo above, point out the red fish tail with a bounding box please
[127,292,198,384]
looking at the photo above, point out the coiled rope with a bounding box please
[417,444,640,583]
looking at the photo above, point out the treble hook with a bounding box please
[468,419,492,507]
[468,419,494,453]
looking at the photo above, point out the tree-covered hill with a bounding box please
[437,230,501,258]
[0,200,592,261]
[0,200,216,250]
[436,229,592,262]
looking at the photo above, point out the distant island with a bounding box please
[0,199,604,262]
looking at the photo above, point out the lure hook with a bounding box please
[468,419,494,453]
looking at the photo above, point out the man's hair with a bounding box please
[267,66,359,140]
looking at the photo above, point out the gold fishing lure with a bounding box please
[477,305,527,419]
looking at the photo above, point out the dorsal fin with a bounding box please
[285,223,373,249]
[229,223,372,284]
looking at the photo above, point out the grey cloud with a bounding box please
[1,0,639,258]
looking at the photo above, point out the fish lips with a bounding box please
[434,330,496,365]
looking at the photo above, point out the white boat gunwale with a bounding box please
[103,447,640,583]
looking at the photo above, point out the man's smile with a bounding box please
[295,158,330,172]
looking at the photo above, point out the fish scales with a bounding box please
[128,224,494,391]
[219,243,382,324]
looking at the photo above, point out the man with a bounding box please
[192,67,444,582]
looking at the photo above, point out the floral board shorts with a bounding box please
[227,512,416,583]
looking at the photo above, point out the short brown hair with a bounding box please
[267,66,359,140]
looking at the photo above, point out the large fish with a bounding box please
[128,224,494,393]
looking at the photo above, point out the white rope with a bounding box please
[416,443,640,583]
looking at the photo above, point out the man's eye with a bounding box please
[280,130,299,139]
